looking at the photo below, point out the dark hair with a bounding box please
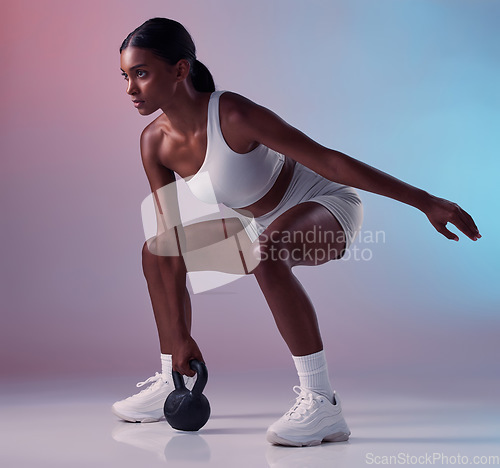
[120,18,215,93]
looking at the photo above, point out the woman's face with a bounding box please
[120,46,180,116]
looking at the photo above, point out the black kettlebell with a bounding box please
[164,359,211,431]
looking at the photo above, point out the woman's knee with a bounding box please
[142,235,183,269]
[144,232,181,256]
[142,239,159,273]
[250,234,293,276]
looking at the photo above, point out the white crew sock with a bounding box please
[161,353,172,378]
[292,350,335,403]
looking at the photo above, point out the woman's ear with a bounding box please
[175,59,191,82]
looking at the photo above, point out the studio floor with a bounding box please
[1,370,499,468]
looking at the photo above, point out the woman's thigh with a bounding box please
[254,201,347,269]
[149,217,259,274]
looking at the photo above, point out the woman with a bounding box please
[112,18,480,447]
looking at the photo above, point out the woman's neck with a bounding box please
[160,84,211,137]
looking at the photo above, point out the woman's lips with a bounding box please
[133,100,145,108]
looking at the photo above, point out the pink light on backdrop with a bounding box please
[1,0,497,380]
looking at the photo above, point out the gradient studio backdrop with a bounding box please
[1,0,499,391]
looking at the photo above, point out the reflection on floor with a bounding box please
[1,369,499,468]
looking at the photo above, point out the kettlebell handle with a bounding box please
[172,368,185,390]
[172,359,208,396]
[189,359,208,396]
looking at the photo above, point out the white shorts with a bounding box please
[222,162,364,251]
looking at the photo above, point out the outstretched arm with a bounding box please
[308,149,480,243]
[224,93,481,242]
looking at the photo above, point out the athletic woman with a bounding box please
[112,18,480,447]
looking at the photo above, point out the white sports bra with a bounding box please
[185,90,285,208]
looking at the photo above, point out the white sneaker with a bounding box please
[266,386,351,447]
[111,372,196,423]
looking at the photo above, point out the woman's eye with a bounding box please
[137,70,146,78]
[121,73,128,81]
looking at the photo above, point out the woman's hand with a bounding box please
[422,195,481,241]
[172,335,205,377]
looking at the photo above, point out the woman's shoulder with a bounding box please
[140,114,168,151]
[219,90,257,109]
[139,115,179,174]
[218,90,260,125]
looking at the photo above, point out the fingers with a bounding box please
[436,223,459,242]
[428,198,481,242]
[456,207,481,241]
[173,360,194,376]
[445,203,481,241]
[453,217,478,241]
[183,367,196,378]
[173,355,205,377]
[437,214,481,242]
[173,362,196,377]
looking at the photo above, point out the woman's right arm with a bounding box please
[140,124,204,377]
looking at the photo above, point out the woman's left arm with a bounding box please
[229,93,481,242]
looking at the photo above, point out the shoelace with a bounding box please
[285,386,319,420]
[133,372,164,395]
[126,372,196,401]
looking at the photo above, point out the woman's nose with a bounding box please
[126,79,137,95]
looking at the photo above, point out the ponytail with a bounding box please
[191,60,215,92]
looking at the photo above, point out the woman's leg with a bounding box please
[251,201,346,356]
[111,217,252,422]
[110,244,194,423]
[142,216,255,352]
[251,201,352,446]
